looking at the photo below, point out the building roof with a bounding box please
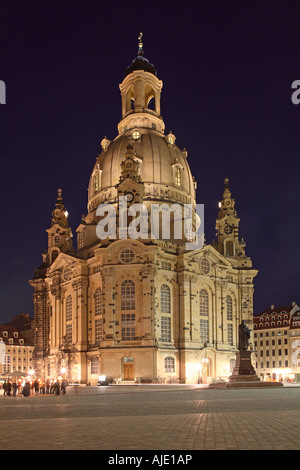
[0,325,33,346]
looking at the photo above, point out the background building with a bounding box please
[0,314,34,376]
[30,39,257,385]
[253,302,300,382]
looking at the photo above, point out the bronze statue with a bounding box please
[238,320,250,351]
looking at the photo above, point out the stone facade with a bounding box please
[29,39,257,385]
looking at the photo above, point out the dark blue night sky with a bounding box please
[0,1,299,323]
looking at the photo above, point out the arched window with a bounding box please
[225,240,234,257]
[51,249,59,264]
[95,287,103,316]
[161,284,171,313]
[199,289,209,316]
[164,357,175,373]
[121,280,135,310]
[226,295,233,321]
[66,295,72,322]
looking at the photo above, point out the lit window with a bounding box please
[175,167,181,186]
[132,130,140,140]
[164,357,175,373]
[94,172,100,192]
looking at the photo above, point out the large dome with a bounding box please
[87,127,196,221]
[85,40,196,224]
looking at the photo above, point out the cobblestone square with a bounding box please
[0,384,300,451]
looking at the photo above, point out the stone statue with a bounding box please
[238,320,250,351]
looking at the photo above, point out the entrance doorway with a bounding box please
[122,356,134,381]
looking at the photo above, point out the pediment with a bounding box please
[184,244,232,268]
[47,252,80,275]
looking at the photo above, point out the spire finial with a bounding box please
[138,32,144,55]
[57,187,63,201]
[224,177,229,188]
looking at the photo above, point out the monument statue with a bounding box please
[238,320,251,351]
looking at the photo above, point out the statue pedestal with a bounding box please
[209,350,283,389]
[229,350,258,379]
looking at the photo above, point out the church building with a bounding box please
[30,36,257,385]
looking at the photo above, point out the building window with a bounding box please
[200,318,209,344]
[199,289,209,316]
[200,258,210,275]
[66,295,72,321]
[66,323,72,343]
[3,355,11,372]
[95,318,103,344]
[227,323,233,345]
[164,357,175,373]
[91,358,99,375]
[161,284,171,313]
[94,171,100,193]
[161,316,171,342]
[95,287,103,316]
[225,240,234,257]
[121,280,135,310]
[120,249,135,264]
[175,167,182,186]
[121,314,135,340]
[226,295,233,321]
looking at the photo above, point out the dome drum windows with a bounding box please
[172,162,183,188]
[93,168,102,194]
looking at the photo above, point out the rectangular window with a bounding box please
[3,354,11,372]
[95,318,103,344]
[91,358,99,375]
[227,323,233,345]
[66,323,72,343]
[200,318,209,344]
[161,316,171,342]
[121,314,135,340]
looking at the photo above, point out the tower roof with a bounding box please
[125,32,157,77]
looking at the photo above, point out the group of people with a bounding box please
[1,378,67,397]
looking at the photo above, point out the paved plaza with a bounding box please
[0,384,300,451]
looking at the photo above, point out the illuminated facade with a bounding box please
[254,302,300,382]
[0,324,34,375]
[30,37,257,385]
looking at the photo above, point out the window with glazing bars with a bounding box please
[121,280,135,310]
